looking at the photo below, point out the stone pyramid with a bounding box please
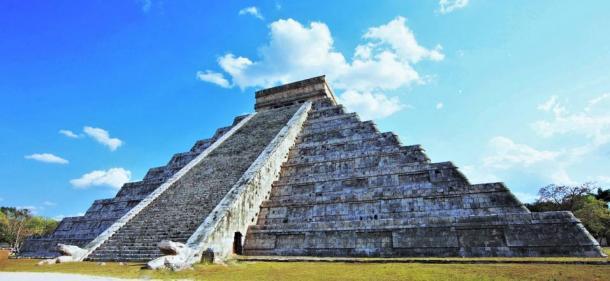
[21,76,604,262]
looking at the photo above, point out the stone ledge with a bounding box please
[235,255,609,265]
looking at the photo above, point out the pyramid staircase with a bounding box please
[86,105,300,261]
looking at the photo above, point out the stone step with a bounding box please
[256,206,527,225]
[189,138,213,153]
[299,120,376,138]
[286,140,429,161]
[307,106,346,120]
[281,151,420,173]
[90,250,161,257]
[248,212,548,233]
[294,132,400,149]
[265,184,514,207]
[88,253,160,262]
[303,112,359,127]
[107,233,192,239]
[285,145,426,166]
[88,105,301,261]
[95,245,162,251]
[274,162,460,186]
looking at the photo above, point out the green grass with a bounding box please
[2,258,610,281]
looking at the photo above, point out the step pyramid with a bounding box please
[21,76,604,261]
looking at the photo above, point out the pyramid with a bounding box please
[21,76,604,262]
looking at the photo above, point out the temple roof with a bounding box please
[254,75,337,111]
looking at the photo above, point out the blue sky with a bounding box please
[1,0,609,219]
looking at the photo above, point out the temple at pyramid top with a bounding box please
[21,75,604,265]
[254,75,337,111]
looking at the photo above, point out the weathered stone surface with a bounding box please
[242,83,604,258]
[146,241,196,271]
[85,105,301,262]
[254,76,336,111]
[37,244,87,265]
[21,75,605,262]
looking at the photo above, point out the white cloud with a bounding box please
[59,129,80,138]
[84,126,123,151]
[199,17,443,119]
[521,93,610,185]
[586,93,610,111]
[532,94,610,146]
[537,95,558,112]
[436,102,444,109]
[238,6,264,20]
[42,201,56,207]
[70,168,131,189]
[477,135,579,186]
[483,136,559,169]
[196,70,231,88]
[339,90,404,120]
[596,176,610,185]
[337,50,421,92]
[513,192,538,203]
[472,94,610,187]
[362,17,444,63]
[439,0,469,14]
[214,19,347,90]
[25,153,69,164]
[549,168,577,186]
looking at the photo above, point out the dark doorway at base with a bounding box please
[233,232,243,255]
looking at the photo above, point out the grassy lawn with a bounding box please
[1,258,609,281]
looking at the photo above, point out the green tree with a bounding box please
[573,196,610,239]
[25,216,59,237]
[0,207,60,251]
[0,207,32,249]
[537,183,595,211]
[595,188,610,203]
[525,183,610,241]
[0,211,9,243]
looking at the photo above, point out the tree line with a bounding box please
[0,207,58,251]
